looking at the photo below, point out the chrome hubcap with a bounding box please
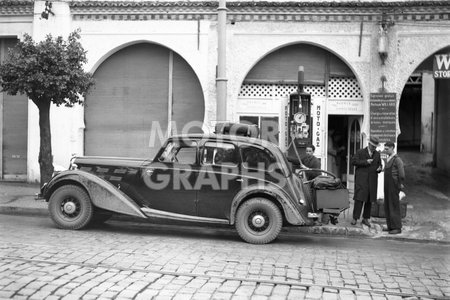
[251,214,266,228]
[63,201,76,214]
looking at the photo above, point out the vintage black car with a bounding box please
[38,132,348,244]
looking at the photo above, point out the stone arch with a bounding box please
[397,43,450,95]
[89,40,205,88]
[396,44,450,171]
[84,42,205,158]
[237,41,364,101]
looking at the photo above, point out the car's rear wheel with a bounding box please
[235,198,283,244]
[48,185,93,230]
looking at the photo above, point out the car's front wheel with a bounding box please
[235,198,283,244]
[48,185,93,230]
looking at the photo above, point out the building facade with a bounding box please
[1,0,449,187]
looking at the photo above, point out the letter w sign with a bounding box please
[433,54,450,79]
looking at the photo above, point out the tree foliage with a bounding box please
[0,30,94,184]
[0,30,94,107]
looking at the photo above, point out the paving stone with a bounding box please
[272,285,290,296]
[249,295,269,300]
[173,293,194,300]
[212,292,233,300]
[135,289,159,300]
[191,292,214,300]
[322,292,338,300]
[235,284,256,296]
[338,290,355,300]
[306,286,323,299]
[254,284,274,296]
[386,296,402,300]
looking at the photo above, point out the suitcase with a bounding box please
[370,199,407,218]
[315,189,349,212]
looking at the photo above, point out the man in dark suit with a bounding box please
[301,144,321,180]
[351,136,382,227]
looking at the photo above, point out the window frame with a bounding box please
[200,141,239,167]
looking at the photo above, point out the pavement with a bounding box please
[1,151,449,244]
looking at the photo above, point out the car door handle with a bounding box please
[236,178,243,182]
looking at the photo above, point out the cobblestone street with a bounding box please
[0,214,448,300]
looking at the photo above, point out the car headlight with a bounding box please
[69,156,78,170]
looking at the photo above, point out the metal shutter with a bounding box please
[244,44,353,84]
[172,52,204,134]
[85,43,169,158]
[85,43,204,158]
[1,38,28,180]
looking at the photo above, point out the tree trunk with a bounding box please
[38,101,54,185]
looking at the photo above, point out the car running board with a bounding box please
[140,207,229,225]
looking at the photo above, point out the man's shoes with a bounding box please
[389,229,402,234]
[382,225,390,232]
[361,219,371,227]
[330,216,338,225]
[351,219,357,225]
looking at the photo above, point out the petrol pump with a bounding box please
[287,66,312,164]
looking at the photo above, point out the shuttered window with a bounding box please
[1,38,28,180]
[85,43,204,159]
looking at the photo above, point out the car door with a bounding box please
[240,144,286,191]
[196,141,242,219]
[141,139,199,216]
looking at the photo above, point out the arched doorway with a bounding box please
[398,46,450,172]
[237,43,363,189]
[85,43,205,158]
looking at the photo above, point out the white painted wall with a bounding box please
[17,1,450,182]
[421,72,435,153]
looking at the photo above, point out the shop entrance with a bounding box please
[398,85,422,152]
[327,115,362,193]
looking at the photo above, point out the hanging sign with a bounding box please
[433,54,450,79]
[370,93,396,143]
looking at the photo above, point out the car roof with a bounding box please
[170,134,280,151]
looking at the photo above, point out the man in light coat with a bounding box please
[351,136,382,227]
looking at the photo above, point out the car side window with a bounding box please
[175,147,197,164]
[202,142,238,166]
[241,145,277,171]
[159,141,197,164]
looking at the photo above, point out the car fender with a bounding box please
[230,183,307,225]
[43,169,146,219]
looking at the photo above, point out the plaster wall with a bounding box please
[421,72,435,153]
[0,19,32,37]
[226,21,373,128]
[22,1,450,181]
[28,1,75,182]
[393,26,450,143]
[27,1,214,181]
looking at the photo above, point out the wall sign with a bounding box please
[370,93,396,143]
[433,54,450,79]
[327,99,363,115]
[311,97,326,168]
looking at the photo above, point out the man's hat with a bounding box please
[369,136,380,147]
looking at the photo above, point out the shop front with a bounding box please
[236,43,364,193]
